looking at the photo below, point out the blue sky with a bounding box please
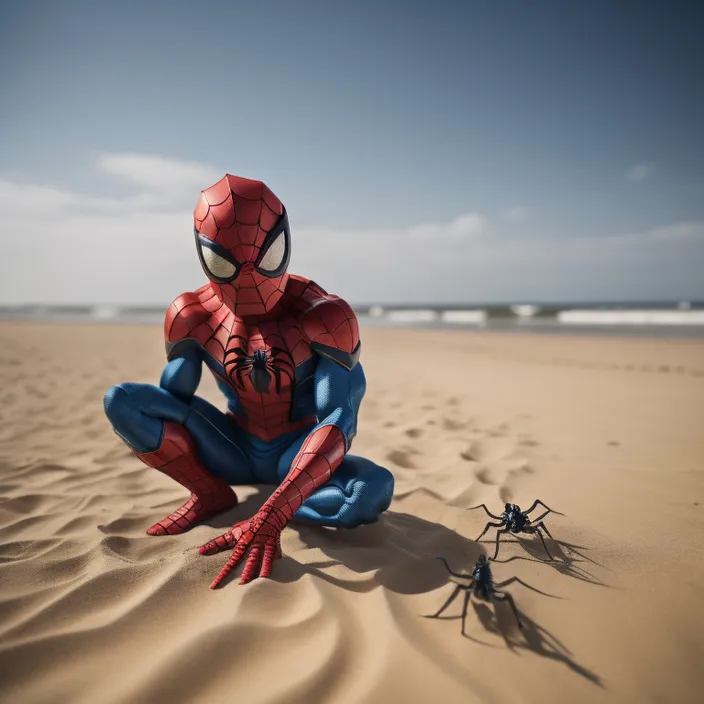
[1,0,703,304]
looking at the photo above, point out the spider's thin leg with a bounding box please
[492,528,510,560]
[494,576,557,597]
[534,526,554,560]
[475,521,505,542]
[494,591,523,629]
[272,366,282,394]
[436,556,472,580]
[535,520,554,540]
[531,510,550,523]
[468,504,502,520]
[461,590,472,636]
[431,584,463,618]
[525,499,563,516]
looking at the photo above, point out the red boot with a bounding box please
[135,421,238,535]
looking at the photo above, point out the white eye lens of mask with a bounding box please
[201,246,237,279]
[258,232,286,272]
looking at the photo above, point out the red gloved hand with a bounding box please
[198,505,284,587]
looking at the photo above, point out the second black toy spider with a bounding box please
[469,499,561,560]
[431,555,523,634]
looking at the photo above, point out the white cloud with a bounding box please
[625,162,655,182]
[0,154,702,305]
[407,213,485,239]
[502,206,529,221]
[96,153,223,200]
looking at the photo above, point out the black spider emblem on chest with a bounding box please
[223,335,294,394]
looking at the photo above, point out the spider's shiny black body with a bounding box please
[469,499,562,560]
[504,504,529,532]
[431,555,523,634]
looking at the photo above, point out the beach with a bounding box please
[0,320,703,703]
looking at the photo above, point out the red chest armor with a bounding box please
[164,276,359,442]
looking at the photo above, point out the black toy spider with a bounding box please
[469,499,562,560]
[430,555,523,634]
[224,336,294,394]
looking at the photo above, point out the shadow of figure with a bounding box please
[201,486,270,530]
[199,503,603,688]
[278,510,486,595]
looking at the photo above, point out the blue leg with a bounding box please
[104,382,256,485]
[276,440,395,528]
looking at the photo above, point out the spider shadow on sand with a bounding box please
[472,600,603,687]
[198,501,602,686]
[487,535,610,588]
[289,512,603,687]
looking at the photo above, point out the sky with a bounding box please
[1,0,703,306]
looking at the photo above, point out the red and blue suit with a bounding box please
[103,175,394,587]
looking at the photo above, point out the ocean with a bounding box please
[1,302,703,339]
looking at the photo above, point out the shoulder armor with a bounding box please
[303,295,361,369]
[164,291,210,346]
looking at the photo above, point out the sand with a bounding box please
[0,321,703,704]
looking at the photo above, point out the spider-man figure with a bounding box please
[104,175,394,587]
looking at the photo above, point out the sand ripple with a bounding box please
[1,323,703,703]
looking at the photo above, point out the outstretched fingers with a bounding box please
[259,544,278,579]
[468,504,502,520]
[210,554,238,589]
[240,546,262,584]
[199,530,236,555]
[210,542,248,589]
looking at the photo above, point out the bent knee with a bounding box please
[103,383,166,453]
[360,465,394,508]
[341,467,394,527]
[103,384,133,425]
[375,466,395,508]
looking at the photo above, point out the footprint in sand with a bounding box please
[499,486,514,503]
[404,427,424,439]
[460,437,515,463]
[385,448,420,469]
[442,417,466,432]
[460,434,536,503]
[474,467,496,485]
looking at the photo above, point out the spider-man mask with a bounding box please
[193,174,291,317]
